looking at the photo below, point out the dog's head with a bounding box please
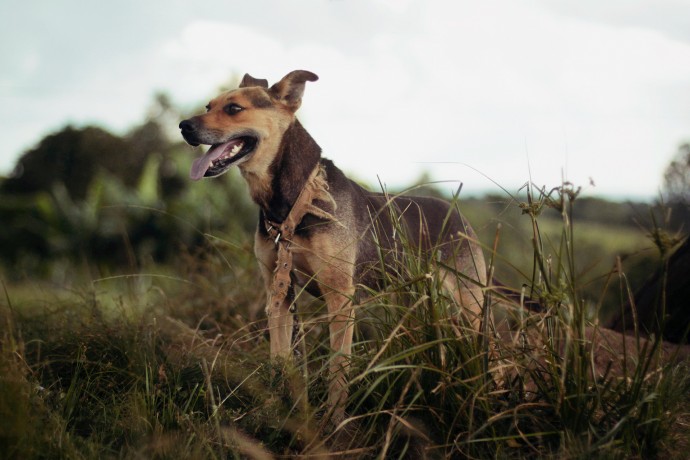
[179,70,318,180]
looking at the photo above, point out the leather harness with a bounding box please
[262,164,339,348]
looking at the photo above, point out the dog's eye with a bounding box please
[224,103,244,116]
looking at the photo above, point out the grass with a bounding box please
[1,184,690,459]
[462,194,656,323]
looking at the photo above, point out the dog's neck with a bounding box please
[258,119,322,223]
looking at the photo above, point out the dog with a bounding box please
[179,70,488,422]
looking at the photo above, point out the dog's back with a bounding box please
[318,159,487,325]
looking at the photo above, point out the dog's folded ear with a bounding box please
[239,74,269,88]
[269,70,319,112]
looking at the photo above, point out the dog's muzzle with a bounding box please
[179,118,259,180]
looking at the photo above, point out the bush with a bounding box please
[0,145,257,279]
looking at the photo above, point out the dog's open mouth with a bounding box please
[189,136,257,180]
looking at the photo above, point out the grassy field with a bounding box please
[2,185,690,459]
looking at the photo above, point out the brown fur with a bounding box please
[179,70,488,422]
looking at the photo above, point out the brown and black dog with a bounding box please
[179,70,488,421]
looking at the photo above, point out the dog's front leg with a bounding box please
[256,236,294,358]
[320,274,356,423]
[266,288,295,358]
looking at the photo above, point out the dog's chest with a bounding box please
[288,244,317,286]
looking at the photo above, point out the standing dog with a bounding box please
[179,70,488,421]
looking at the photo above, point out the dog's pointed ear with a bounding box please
[269,70,319,111]
[239,74,269,88]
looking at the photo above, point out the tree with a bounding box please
[659,142,690,232]
[2,125,148,201]
[663,142,690,205]
[606,142,690,343]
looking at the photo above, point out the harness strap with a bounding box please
[263,164,338,351]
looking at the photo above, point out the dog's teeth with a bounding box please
[207,141,245,169]
[230,142,243,156]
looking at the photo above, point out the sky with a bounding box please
[2,0,690,201]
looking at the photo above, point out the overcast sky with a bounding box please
[2,0,690,200]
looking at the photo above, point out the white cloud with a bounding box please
[2,0,689,200]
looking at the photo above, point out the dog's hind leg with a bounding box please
[439,238,488,332]
[440,267,486,330]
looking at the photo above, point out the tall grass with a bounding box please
[1,181,689,458]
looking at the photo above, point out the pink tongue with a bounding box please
[189,139,242,180]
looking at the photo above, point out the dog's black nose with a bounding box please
[179,119,195,133]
